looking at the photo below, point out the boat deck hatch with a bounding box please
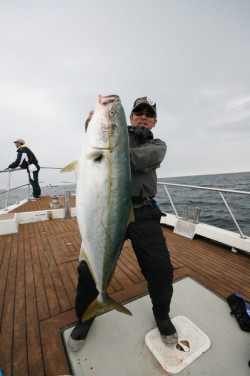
[145,315,211,374]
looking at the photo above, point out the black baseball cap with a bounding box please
[131,97,157,115]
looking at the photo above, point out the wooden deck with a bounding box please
[0,196,249,376]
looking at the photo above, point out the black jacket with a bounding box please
[8,144,39,170]
[128,126,167,199]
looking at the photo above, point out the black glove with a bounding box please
[133,126,153,143]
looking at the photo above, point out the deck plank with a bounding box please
[25,256,44,376]
[0,234,17,376]
[33,224,50,321]
[38,230,62,317]
[0,197,250,376]
[13,229,28,376]
[165,227,250,297]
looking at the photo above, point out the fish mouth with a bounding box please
[89,145,111,151]
[86,95,121,150]
[98,94,120,106]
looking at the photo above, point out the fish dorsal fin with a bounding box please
[60,160,79,173]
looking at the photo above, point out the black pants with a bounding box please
[27,166,41,197]
[75,204,174,322]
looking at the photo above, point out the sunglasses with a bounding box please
[132,110,156,118]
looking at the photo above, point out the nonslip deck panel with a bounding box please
[63,278,249,376]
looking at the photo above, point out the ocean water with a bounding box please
[0,172,249,236]
[155,171,250,236]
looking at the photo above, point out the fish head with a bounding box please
[86,95,127,151]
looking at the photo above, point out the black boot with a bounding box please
[155,316,178,344]
[67,318,95,352]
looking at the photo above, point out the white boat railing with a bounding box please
[157,181,250,239]
[0,167,65,210]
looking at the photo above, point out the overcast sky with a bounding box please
[0,0,249,188]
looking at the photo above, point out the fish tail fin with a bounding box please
[82,293,132,322]
[108,296,132,316]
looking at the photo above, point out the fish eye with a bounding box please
[94,155,103,162]
[110,110,116,116]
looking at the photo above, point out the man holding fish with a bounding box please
[67,95,178,351]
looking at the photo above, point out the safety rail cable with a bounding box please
[157,182,250,239]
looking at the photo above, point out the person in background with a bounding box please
[7,138,41,199]
[68,96,178,351]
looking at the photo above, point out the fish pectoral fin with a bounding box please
[82,294,132,322]
[87,150,104,161]
[60,160,79,173]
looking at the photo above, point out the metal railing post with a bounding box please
[193,207,201,224]
[4,171,11,210]
[163,185,179,217]
[218,191,247,239]
[65,190,71,219]
[182,205,188,220]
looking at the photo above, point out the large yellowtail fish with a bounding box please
[63,95,133,322]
